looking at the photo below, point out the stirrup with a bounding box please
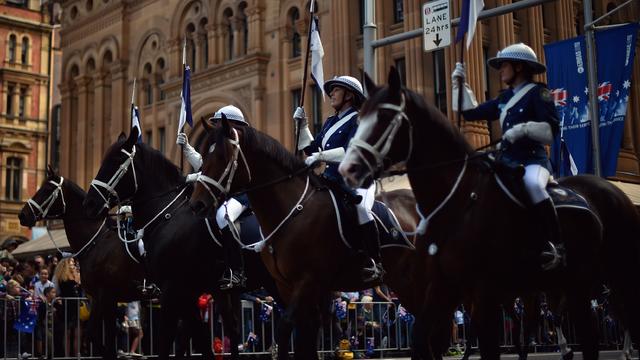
[218,269,246,290]
[541,241,562,271]
[138,281,161,298]
[362,258,385,282]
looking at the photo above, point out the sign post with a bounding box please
[423,0,452,52]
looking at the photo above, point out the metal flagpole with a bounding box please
[363,0,377,88]
[457,43,465,129]
[294,0,316,156]
[583,0,601,176]
[131,78,136,128]
[180,37,186,173]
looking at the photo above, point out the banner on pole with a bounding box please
[545,23,638,177]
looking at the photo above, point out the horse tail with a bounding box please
[560,175,640,344]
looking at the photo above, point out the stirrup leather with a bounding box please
[541,241,562,271]
[219,269,246,290]
[362,258,385,282]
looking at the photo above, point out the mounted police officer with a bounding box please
[178,105,250,289]
[293,75,384,282]
[451,43,561,270]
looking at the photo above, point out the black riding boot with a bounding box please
[219,226,246,290]
[532,198,562,270]
[360,221,385,282]
[138,255,161,298]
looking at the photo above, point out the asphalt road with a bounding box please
[378,350,638,360]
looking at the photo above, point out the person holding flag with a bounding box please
[451,43,562,270]
[178,105,251,290]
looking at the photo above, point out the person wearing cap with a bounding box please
[451,43,561,270]
[293,75,384,283]
[177,104,250,289]
[0,239,19,260]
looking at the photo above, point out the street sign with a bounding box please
[423,0,451,52]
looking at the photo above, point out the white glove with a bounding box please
[502,124,526,144]
[185,172,201,183]
[117,205,132,214]
[178,133,203,171]
[451,62,466,83]
[503,122,553,145]
[305,148,346,166]
[176,132,188,145]
[293,106,308,127]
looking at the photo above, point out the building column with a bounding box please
[232,17,242,59]
[93,72,106,176]
[24,86,32,119]
[196,33,206,70]
[167,39,181,79]
[11,86,20,117]
[74,75,90,187]
[218,26,228,62]
[246,1,265,54]
[206,24,217,66]
[59,83,72,177]
[110,61,127,142]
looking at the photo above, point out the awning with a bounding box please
[609,180,640,206]
[12,229,69,259]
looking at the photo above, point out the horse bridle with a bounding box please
[195,127,252,204]
[348,92,413,179]
[27,177,66,220]
[90,145,139,209]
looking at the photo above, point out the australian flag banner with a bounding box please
[545,23,638,177]
[13,298,38,333]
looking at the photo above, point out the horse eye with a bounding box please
[208,144,216,153]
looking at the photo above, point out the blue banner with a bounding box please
[545,23,638,177]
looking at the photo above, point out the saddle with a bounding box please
[488,157,591,211]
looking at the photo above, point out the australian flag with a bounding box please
[13,298,38,333]
[545,23,638,177]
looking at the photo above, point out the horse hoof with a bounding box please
[563,350,574,360]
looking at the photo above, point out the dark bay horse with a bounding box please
[188,117,436,359]
[18,166,144,360]
[339,68,640,360]
[82,130,278,360]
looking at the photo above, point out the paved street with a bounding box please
[376,350,639,360]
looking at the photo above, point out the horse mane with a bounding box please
[213,125,306,173]
[403,88,474,154]
[137,142,184,187]
[65,178,87,197]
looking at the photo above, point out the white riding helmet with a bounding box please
[323,75,366,103]
[210,105,249,126]
[487,43,546,74]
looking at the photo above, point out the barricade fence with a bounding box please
[0,297,629,359]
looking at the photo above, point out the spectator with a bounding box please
[125,301,144,358]
[45,255,58,277]
[0,239,19,260]
[34,268,54,301]
[37,286,60,359]
[54,257,81,356]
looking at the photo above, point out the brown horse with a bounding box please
[339,67,640,360]
[188,118,431,359]
[18,166,144,360]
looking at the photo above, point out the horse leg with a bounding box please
[101,299,118,360]
[275,307,294,360]
[566,290,598,360]
[182,301,214,360]
[556,323,573,360]
[292,299,320,360]
[411,282,455,360]
[217,291,242,360]
[518,295,541,360]
[158,289,180,360]
[473,294,501,360]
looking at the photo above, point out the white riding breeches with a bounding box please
[216,198,247,229]
[523,164,550,205]
[356,182,376,225]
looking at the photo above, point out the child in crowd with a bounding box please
[34,268,54,301]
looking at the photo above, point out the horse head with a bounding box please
[339,67,413,188]
[19,165,67,227]
[190,114,252,216]
[84,127,140,218]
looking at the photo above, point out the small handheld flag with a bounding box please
[131,78,142,143]
[310,16,325,99]
[455,0,484,49]
[177,39,193,134]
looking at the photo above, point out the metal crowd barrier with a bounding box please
[0,297,630,359]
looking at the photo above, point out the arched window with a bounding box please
[156,58,166,101]
[144,63,153,105]
[5,157,22,201]
[21,37,29,64]
[239,2,248,56]
[18,87,26,118]
[6,84,15,115]
[223,8,234,61]
[8,34,17,62]
[186,23,197,71]
[289,8,301,58]
[199,18,209,67]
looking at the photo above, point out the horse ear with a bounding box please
[125,125,140,147]
[220,113,232,137]
[46,164,56,178]
[364,72,379,96]
[201,116,214,133]
[388,66,401,93]
[117,132,127,142]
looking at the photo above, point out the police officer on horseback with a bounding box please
[293,75,384,282]
[178,105,250,289]
[451,43,562,270]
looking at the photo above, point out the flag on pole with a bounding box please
[130,78,142,143]
[177,40,193,134]
[455,0,484,49]
[310,16,325,99]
